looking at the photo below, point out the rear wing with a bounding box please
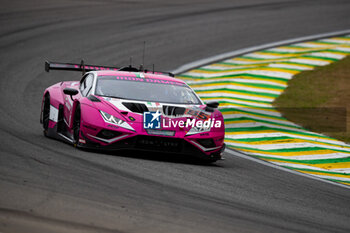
[45,60,174,77]
[45,60,119,73]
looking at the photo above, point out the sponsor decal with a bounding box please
[143,111,221,130]
[107,124,119,129]
[184,108,210,120]
[143,111,161,129]
[73,65,118,71]
[103,74,185,86]
[146,102,162,112]
[162,118,221,128]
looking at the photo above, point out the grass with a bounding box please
[273,55,350,143]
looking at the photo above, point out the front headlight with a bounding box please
[99,110,134,131]
[186,124,211,136]
[100,110,125,125]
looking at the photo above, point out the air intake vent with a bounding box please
[122,102,149,114]
[96,130,122,139]
[163,105,186,116]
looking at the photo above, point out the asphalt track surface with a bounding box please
[1,0,350,232]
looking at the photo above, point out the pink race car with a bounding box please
[41,61,225,162]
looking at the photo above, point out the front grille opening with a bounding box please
[196,138,216,148]
[97,129,123,139]
[122,102,148,114]
[146,129,175,136]
[163,105,186,116]
[103,135,206,157]
[136,136,182,152]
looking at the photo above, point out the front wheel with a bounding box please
[73,104,81,145]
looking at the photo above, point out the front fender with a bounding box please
[80,103,105,128]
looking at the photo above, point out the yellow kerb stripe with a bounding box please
[238,148,337,156]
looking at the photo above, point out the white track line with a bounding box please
[171,29,350,74]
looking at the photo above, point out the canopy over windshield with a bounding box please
[95,75,202,105]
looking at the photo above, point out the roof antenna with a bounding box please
[152,64,155,74]
[80,59,85,75]
[129,56,132,68]
[140,41,146,71]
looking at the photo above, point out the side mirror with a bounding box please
[207,101,219,108]
[205,101,219,112]
[63,88,78,100]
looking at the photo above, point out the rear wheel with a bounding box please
[73,104,81,145]
[42,94,50,136]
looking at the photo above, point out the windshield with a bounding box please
[95,75,202,104]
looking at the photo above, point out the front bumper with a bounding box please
[79,131,224,161]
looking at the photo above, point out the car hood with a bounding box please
[100,96,212,121]
[89,96,223,136]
